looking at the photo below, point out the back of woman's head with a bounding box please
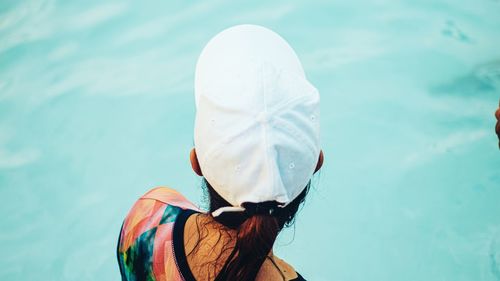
[191,24,321,281]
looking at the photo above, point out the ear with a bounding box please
[190,148,203,176]
[314,150,324,173]
[496,105,500,149]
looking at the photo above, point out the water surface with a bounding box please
[1,1,500,280]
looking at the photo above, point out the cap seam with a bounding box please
[267,80,318,117]
[198,116,257,169]
[262,62,273,203]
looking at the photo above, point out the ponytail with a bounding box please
[200,179,310,281]
[216,214,280,281]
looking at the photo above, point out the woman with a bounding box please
[117,24,323,281]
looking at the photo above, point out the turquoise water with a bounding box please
[1,1,500,280]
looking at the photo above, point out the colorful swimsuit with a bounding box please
[117,187,306,281]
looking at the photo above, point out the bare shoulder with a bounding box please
[256,254,301,281]
[273,255,300,280]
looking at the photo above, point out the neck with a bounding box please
[184,213,299,281]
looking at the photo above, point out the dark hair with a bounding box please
[193,178,310,281]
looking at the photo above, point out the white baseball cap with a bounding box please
[194,24,320,216]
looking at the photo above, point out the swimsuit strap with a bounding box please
[266,255,286,281]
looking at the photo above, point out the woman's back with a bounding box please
[117,187,306,281]
[183,213,302,281]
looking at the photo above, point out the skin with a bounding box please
[496,101,500,149]
[185,148,324,280]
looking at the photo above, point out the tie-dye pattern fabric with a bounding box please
[117,187,199,281]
